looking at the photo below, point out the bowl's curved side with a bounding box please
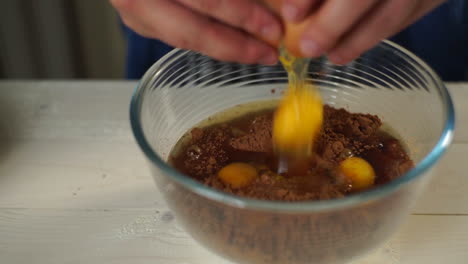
[129,40,454,263]
[152,164,428,264]
[130,41,454,213]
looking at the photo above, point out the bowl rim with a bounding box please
[130,40,455,212]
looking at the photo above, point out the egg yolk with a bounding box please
[273,86,323,156]
[218,163,258,188]
[339,157,376,191]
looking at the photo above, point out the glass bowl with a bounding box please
[130,40,454,264]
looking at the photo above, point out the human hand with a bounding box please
[282,0,447,64]
[110,0,284,65]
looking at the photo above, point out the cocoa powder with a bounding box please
[166,104,416,264]
[169,105,413,201]
[230,114,273,153]
[181,126,232,179]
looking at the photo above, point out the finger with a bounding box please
[299,0,378,58]
[327,0,421,64]
[176,0,282,45]
[112,0,278,64]
[116,13,155,38]
[110,0,155,38]
[281,0,321,22]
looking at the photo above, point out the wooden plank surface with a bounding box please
[0,209,467,264]
[0,81,466,264]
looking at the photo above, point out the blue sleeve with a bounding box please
[391,0,468,81]
[123,0,468,81]
[122,25,173,79]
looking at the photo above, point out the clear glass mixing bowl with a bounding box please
[130,40,454,264]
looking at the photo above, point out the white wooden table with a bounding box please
[0,81,466,264]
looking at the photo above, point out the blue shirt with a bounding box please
[123,0,467,81]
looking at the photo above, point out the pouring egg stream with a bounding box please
[250,0,375,190]
[256,0,324,173]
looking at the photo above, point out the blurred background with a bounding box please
[1,0,467,81]
[0,0,126,79]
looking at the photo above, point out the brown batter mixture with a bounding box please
[170,105,413,201]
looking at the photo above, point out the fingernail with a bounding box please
[261,24,281,43]
[282,3,299,22]
[329,53,346,65]
[259,52,278,65]
[300,37,323,57]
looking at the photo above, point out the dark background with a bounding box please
[1,0,467,80]
[0,0,126,79]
